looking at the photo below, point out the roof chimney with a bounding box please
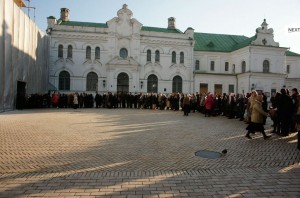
[168,17,176,29]
[60,8,70,21]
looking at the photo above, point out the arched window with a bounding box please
[180,52,184,64]
[263,60,270,73]
[147,50,151,62]
[95,47,100,60]
[59,71,70,90]
[58,44,63,58]
[241,61,246,73]
[172,76,182,93]
[147,74,158,93]
[195,60,200,70]
[119,48,128,59]
[86,46,91,59]
[172,51,176,63]
[155,50,160,62]
[67,45,72,58]
[86,72,98,91]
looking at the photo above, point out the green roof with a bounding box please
[141,26,183,33]
[285,50,300,57]
[58,21,107,28]
[231,35,257,51]
[194,32,249,52]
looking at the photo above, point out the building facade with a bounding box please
[47,4,300,97]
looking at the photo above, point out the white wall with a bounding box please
[0,0,49,112]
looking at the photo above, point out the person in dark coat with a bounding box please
[182,94,190,116]
[291,88,299,132]
[262,93,268,125]
[278,89,293,136]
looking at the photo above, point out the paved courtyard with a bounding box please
[0,108,299,198]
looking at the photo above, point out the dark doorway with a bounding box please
[147,74,158,93]
[117,72,129,93]
[16,81,26,109]
[172,75,182,93]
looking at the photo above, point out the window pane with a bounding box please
[242,61,246,73]
[172,51,176,63]
[86,46,91,59]
[67,45,72,58]
[120,48,128,59]
[155,50,160,62]
[58,45,63,58]
[229,84,234,93]
[180,52,184,64]
[225,62,229,71]
[195,60,200,70]
[263,60,269,73]
[147,50,151,62]
[210,61,215,71]
[95,47,100,59]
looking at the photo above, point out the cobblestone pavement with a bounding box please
[0,108,299,198]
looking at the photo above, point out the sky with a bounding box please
[23,0,300,53]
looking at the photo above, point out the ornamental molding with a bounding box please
[141,39,189,47]
[52,33,108,41]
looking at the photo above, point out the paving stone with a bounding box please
[0,109,299,197]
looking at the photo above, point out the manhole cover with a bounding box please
[195,150,222,159]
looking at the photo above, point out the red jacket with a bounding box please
[204,95,214,110]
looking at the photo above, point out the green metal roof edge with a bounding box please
[285,50,300,57]
[58,21,108,28]
[141,26,183,33]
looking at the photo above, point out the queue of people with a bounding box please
[22,88,299,150]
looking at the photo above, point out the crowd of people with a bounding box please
[23,88,300,150]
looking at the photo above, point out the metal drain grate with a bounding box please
[195,150,222,159]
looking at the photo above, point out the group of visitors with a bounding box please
[22,88,300,150]
[244,88,299,150]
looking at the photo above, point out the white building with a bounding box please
[47,4,300,97]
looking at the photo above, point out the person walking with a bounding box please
[245,95,271,140]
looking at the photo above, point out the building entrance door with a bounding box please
[16,81,26,109]
[214,84,222,96]
[200,83,208,94]
[117,72,129,93]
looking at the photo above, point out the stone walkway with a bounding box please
[0,108,299,197]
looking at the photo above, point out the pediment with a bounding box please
[169,63,186,70]
[107,56,140,67]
